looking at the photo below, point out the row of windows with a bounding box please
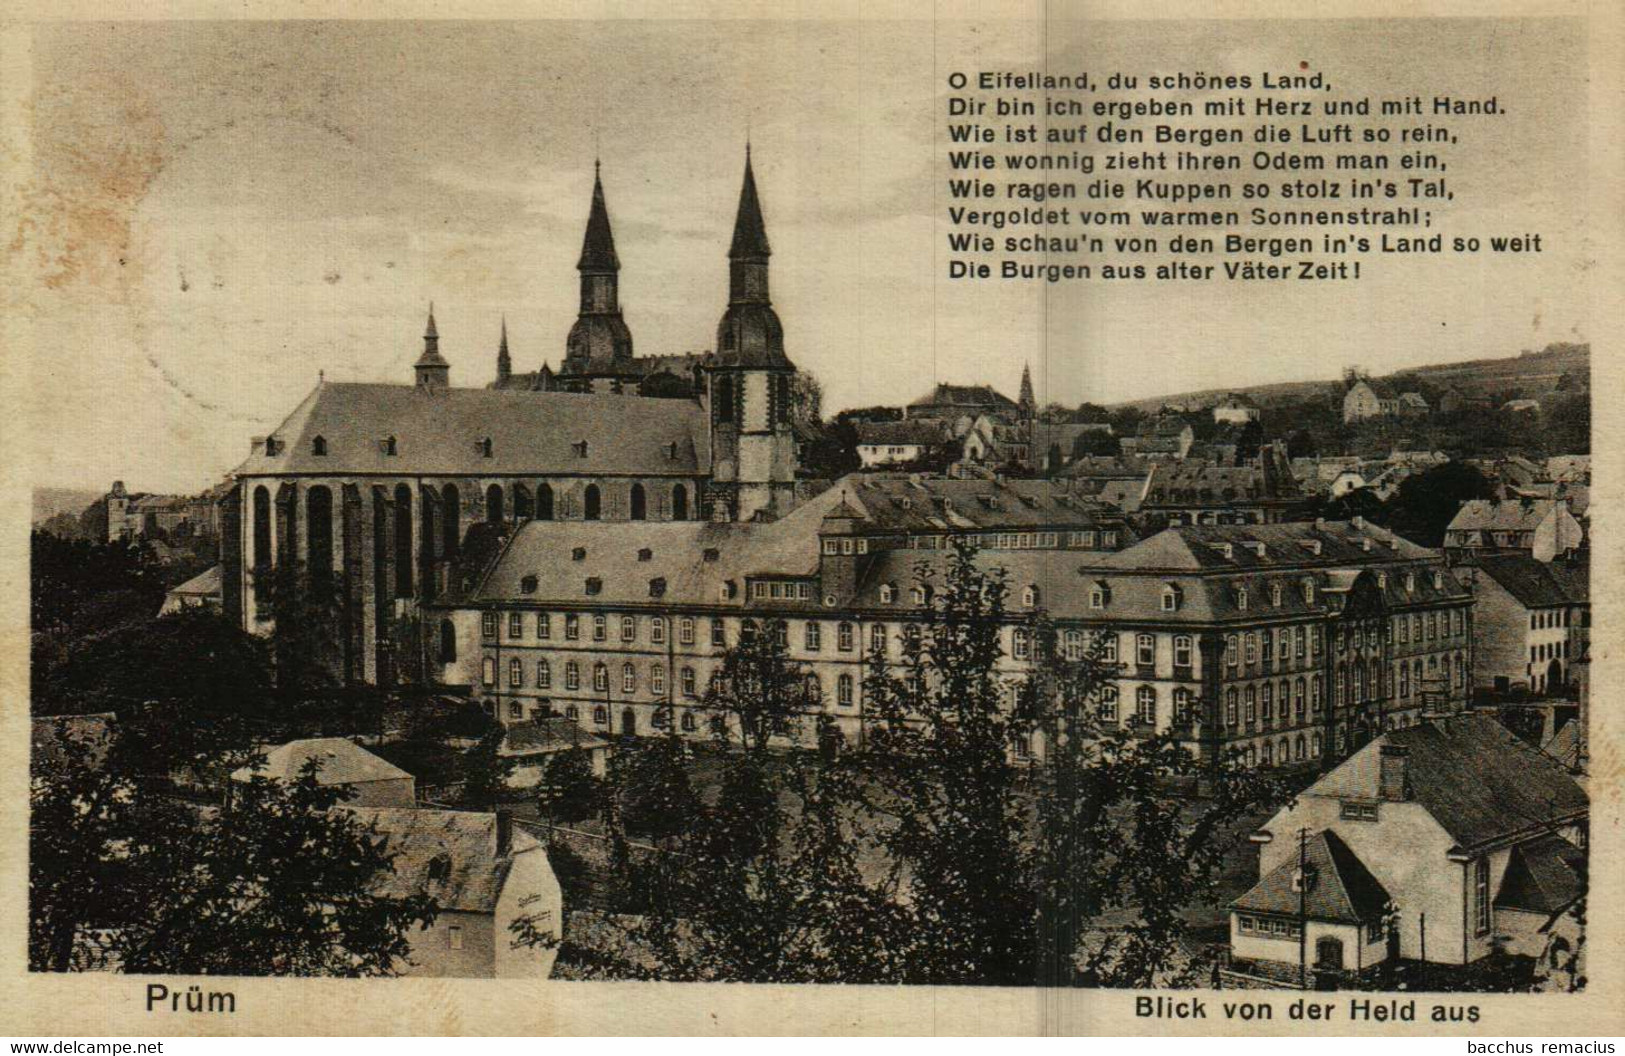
[1530,609,1573,630]
[485,611,728,648]
[1225,677,1323,727]
[1531,640,1571,664]
[483,656,859,707]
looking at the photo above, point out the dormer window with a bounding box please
[571,547,586,562]
[572,440,588,459]
[1302,579,1316,604]
[880,583,896,604]
[912,585,930,606]
[1022,585,1040,608]
[584,577,602,596]
[1089,580,1111,609]
[1162,584,1183,612]
[668,441,679,460]
[311,436,327,457]
[1431,570,1443,590]
[427,853,452,883]
[1271,583,1283,607]
[477,437,493,458]
[1376,572,1388,589]
[1235,586,1249,611]
[264,436,281,457]
[637,548,653,562]
[1216,542,1234,559]
[649,577,667,598]
[520,575,538,594]
[1405,571,1416,593]
[380,436,398,456]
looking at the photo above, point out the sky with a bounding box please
[15,16,1588,493]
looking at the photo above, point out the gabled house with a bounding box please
[230,737,417,807]
[1444,499,1583,562]
[343,807,562,978]
[1236,713,1588,976]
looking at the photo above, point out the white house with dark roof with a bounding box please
[1238,713,1587,973]
[231,738,417,807]
[1445,499,1584,562]
[344,807,561,978]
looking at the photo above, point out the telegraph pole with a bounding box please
[1298,826,1310,989]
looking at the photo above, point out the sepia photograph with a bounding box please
[4,3,1619,1037]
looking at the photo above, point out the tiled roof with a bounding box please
[31,713,116,773]
[908,383,1016,410]
[501,717,611,757]
[233,383,707,478]
[1447,499,1564,533]
[231,738,413,787]
[1233,830,1390,924]
[855,420,951,447]
[1542,721,1583,772]
[167,565,222,598]
[1474,553,1589,608]
[1493,833,1584,915]
[341,807,543,913]
[840,475,1126,534]
[1313,714,1588,853]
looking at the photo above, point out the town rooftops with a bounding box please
[1474,553,1589,608]
[1447,498,1569,534]
[340,807,544,914]
[1304,713,1588,855]
[839,475,1127,534]
[230,737,413,787]
[1233,830,1390,924]
[1093,519,1440,572]
[234,382,707,478]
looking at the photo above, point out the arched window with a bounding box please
[593,662,608,692]
[584,484,602,521]
[630,483,647,521]
[508,658,522,687]
[441,484,460,557]
[564,704,578,721]
[651,664,665,696]
[593,705,607,725]
[536,660,550,688]
[252,486,272,571]
[1023,585,1040,607]
[530,482,551,521]
[312,435,327,456]
[1295,734,1306,761]
[438,619,456,663]
[1098,685,1119,721]
[1295,678,1307,720]
[672,484,688,521]
[716,375,735,423]
[393,483,414,597]
[485,484,505,525]
[622,662,636,693]
[513,483,533,520]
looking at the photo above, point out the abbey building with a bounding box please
[219,151,805,684]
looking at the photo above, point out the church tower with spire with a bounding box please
[560,162,636,392]
[706,147,799,521]
[495,316,512,385]
[414,305,449,390]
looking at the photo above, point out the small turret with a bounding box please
[415,304,450,390]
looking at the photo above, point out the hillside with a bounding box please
[32,487,102,526]
[1115,342,1589,413]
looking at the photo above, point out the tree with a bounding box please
[1234,419,1264,463]
[36,606,276,776]
[1072,430,1121,458]
[32,744,436,976]
[460,725,516,809]
[615,736,699,842]
[1383,461,1495,546]
[702,617,820,753]
[116,759,438,975]
[539,746,602,826]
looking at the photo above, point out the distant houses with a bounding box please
[231,737,417,807]
[1444,499,1584,563]
[1342,380,1430,423]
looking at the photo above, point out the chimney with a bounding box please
[1378,745,1410,802]
[496,809,514,856]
